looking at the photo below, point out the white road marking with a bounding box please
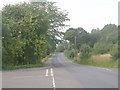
[46,69,49,76]
[105,68,112,71]
[52,77,56,88]
[96,67,112,72]
[50,68,56,89]
[51,68,53,76]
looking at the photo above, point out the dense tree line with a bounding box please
[59,24,118,60]
[2,1,69,69]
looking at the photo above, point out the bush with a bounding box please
[80,44,91,59]
[110,44,118,60]
[93,42,112,54]
[67,49,76,58]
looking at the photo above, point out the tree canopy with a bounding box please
[2,1,69,69]
[64,24,118,60]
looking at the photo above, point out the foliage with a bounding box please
[93,42,112,54]
[75,58,118,68]
[80,44,91,59]
[110,44,118,60]
[2,1,69,69]
[90,28,101,47]
[92,24,118,55]
[65,49,76,58]
[64,24,119,61]
[56,44,65,52]
[64,27,90,49]
[56,41,69,52]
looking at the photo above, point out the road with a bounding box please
[2,53,118,88]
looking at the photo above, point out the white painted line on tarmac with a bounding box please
[50,68,56,89]
[96,67,112,72]
[105,68,112,71]
[46,69,49,76]
[52,77,56,88]
[51,68,53,76]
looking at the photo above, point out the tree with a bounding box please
[64,27,90,50]
[110,44,118,60]
[80,44,91,59]
[2,1,69,69]
[90,28,101,47]
[92,24,118,55]
[93,42,112,54]
[64,24,118,60]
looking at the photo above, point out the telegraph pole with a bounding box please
[75,36,76,50]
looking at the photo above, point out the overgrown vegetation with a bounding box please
[3,54,52,70]
[1,0,119,69]
[61,24,119,68]
[2,1,69,70]
[80,44,91,59]
[76,58,118,68]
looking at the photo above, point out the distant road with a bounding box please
[2,53,118,88]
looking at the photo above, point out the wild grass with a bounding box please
[75,58,118,68]
[64,51,119,68]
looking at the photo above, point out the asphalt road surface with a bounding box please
[2,53,118,88]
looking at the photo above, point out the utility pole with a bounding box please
[75,36,76,50]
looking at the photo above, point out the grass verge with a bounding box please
[75,59,119,68]
[64,52,119,68]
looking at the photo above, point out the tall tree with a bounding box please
[64,27,90,49]
[2,1,69,69]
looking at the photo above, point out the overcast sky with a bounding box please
[0,0,119,32]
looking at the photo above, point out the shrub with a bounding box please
[110,44,118,60]
[80,44,91,59]
[67,49,76,58]
[93,42,112,54]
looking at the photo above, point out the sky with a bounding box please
[0,0,119,32]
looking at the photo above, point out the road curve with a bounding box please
[2,53,118,88]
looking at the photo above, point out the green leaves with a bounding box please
[64,27,90,49]
[2,1,69,69]
[80,44,91,59]
[64,24,118,60]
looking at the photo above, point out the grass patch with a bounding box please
[3,64,43,70]
[64,51,119,68]
[75,59,118,68]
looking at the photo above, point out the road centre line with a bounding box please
[52,77,56,88]
[50,68,56,89]
[51,68,53,76]
[46,69,49,76]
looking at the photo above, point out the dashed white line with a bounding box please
[50,68,56,89]
[51,68,53,76]
[46,69,49,76]
[52,77,56,88]
[13,76,32,79]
